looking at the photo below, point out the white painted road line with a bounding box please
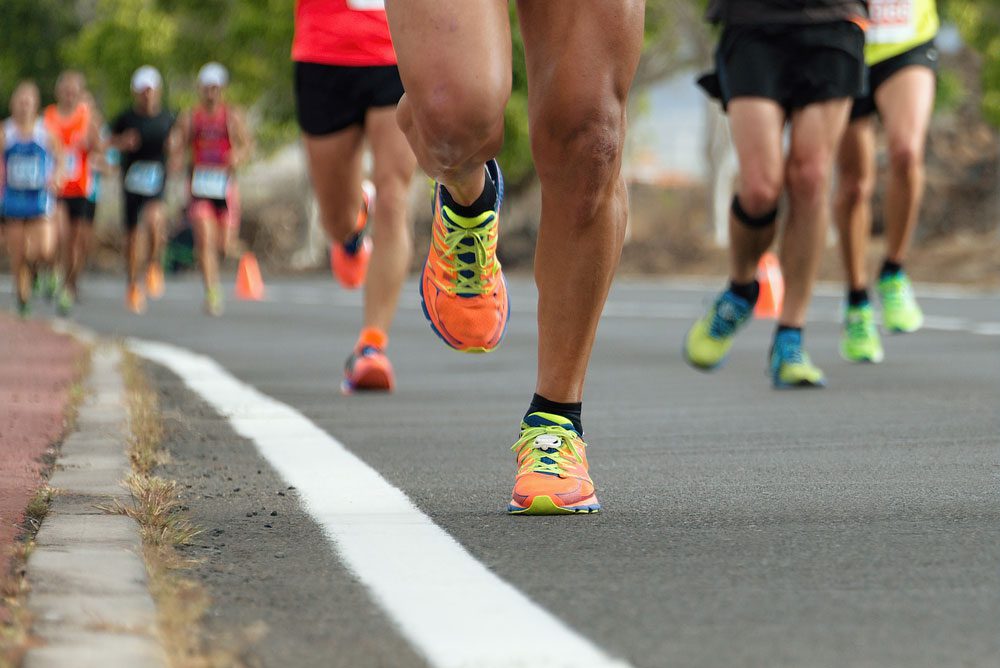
[131,339,631,668]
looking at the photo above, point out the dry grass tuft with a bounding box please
[117,349,249,667]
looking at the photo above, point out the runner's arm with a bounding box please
[227,107,253,170]
[167,112,187,175]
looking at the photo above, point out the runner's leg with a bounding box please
[834,118,877,291]
[781,98,853,327]
[302,126,365,244]
[144,200,167,273]
[362,106,417,334]
[384,0,511,204]
[875,67,935,264]
[726,99,786,283]
[5,221,28,305]
[191,203,220,292]
[516,0,644,402]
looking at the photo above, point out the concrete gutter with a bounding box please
[23,345,168,668]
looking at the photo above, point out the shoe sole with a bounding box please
[507,495,601,515]
[773,378,827,389]
[418,265,509,354]
[341,366,394,395]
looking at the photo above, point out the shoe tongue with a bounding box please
[522,412,576,433]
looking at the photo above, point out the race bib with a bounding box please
[191,167,229,200]
[347,0,385,9]
[868,0,916,44]
[124,160,165,196]
[7,154,45,190]
[64,152,81,182]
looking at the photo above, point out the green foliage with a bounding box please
[948,0,1000,125]
[0,0,78,111]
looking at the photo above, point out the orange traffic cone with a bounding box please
[235,252,265,301]
[753,251,784,319]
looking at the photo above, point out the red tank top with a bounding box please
[44,103,90,198]
[191,104,231,167]
[292,0,397,67]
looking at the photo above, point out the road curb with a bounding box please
[23,345,168,668]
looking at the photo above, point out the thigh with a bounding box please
[728,98,786,186]
[517,0,644,120]
[875,66,935,146]
[789,98,853,166]
[302,125,366,220]
[384,0,511,108]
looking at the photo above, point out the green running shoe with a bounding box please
[16,298,31,320]
[770,329,826,389]
[56,287,75,317]
[840,303,884,363]
[684,290,754,370]
[878,271,923,333]
[38,270,59,302]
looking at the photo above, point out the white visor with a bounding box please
[131,66,162,92]
[198,62,229,88]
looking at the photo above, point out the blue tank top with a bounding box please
[3,119,54,219]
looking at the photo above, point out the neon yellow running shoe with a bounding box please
[508,412,599,515]
[684,289,754,370]
[840,303,884,364]
[878,272,923,333]
[770,329,826,389]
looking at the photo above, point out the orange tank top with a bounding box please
[44,103,90,198]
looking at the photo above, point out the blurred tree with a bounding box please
[0,0,78,112]
[948,0,1000,125]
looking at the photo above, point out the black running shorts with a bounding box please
[850,40,939,120]
[59,196,96,223]
[699,21,866,114]
[294,62,405,136]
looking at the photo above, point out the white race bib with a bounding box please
[868,0,916,44]
[7,154,45,190]
[64,152,81,182]
[191,167,229,200]
[347,0,385,9]
[124,160,165,196]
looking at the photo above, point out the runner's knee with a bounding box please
[736,175,783,218]
[410,86,507,170]
[786,156,831,204]
[533,102,625,197]
[887,136,924,176]
[836,168,875,209]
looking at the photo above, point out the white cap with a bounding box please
[131,65,162,92]
[198,62,229,88]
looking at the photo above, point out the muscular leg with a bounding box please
[726,99,787,283]
[834,118,877,290]
[362,107,417,333]
[302,125,365,244]
[125,227,144,287]
[781,98,852,326]
[384,0,511,204]
[517,0,644,402]
[875,67,935,263]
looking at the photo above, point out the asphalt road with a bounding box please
[17,273,1000,667]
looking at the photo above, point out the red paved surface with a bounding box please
[0,314,83,574]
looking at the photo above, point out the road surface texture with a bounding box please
[16,274,1000,667]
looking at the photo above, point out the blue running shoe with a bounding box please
[770,329,826,389]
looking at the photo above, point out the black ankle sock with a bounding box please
[439,167,496,218]
[847,288,870,307]
[729,279,760,305]
[880,259,903,278]
[776,324,802,337]
[342,230,364,255]
[526,393,583,435]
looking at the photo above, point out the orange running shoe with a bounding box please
[125,284,147,315]
[420,160,508,353]
[508,412,600,515]
[145,264,165,300]
[341,345,395,394]
[331,182,375,290]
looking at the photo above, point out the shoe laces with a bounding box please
[709,292,750,338]
[774,334,806,365]
[434,208,499,296]
[881,275,914,309]
[845,307,873,339]
[512,425,583,477]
